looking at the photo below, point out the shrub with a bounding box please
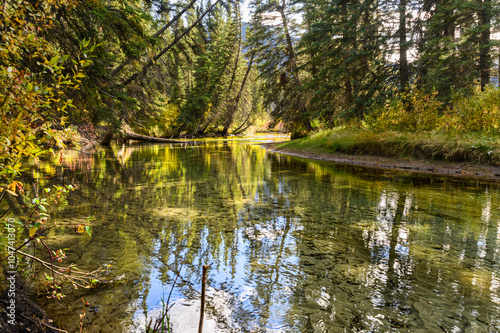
[0,0,98,302]
[366,86,443,132]
[441,86,500,134]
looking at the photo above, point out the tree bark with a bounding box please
[278,0,312,131]
[222,50,254,136]
[341,0,353,109]
[478,0,491,91]
[221,6,242,136]
[399,0,409,90]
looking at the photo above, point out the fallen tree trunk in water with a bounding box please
[101,125,196,145]
[123,130,193,143]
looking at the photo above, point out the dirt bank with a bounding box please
[262,142,500,182]
[0,279,59,333]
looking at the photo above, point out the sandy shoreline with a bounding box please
[262,142,500,182]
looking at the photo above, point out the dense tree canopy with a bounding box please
[1,0,263,144]
[1,0,499,144]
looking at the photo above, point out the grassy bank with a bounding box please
[278,128,500,165]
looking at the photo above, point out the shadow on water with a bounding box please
[24,134,500,332]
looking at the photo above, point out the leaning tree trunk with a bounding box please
[278,1,313,131]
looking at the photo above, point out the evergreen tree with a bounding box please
[300,0,393,124]
[247,0,313,137]
[414,0,499,100]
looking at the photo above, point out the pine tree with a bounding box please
[477,0,493,91]
[247,0,313,137]
[414,0,488,100]
[300,0,393,124]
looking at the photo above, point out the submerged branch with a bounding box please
[16,249,104,288]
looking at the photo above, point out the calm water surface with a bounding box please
[31,134,500,332]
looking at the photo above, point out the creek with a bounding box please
[33,134,500,332]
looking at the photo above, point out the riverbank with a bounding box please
[76,125,500,181]
[262,138,500,182]
[0,280,56,333]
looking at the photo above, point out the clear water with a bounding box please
[29,134,500,332]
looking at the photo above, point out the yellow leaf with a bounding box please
[7,182,16,192]
[5,189,17,197]
[29,226,37,237]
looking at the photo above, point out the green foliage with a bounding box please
[415,0,478,101]
[161,5,260,136]
[0,0,99,303]
[444,86,500,134]
[299,0,393,124]
[0,0,91,189]
[366,86,443,132]
[284,85,500,165]
[366,85,500,135]
[2,0,496,139]
[142,99,181,137]
[244,0,500,133]
[247,0,313,136]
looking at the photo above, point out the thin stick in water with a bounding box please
[198,264,211,333]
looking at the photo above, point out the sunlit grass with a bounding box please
[278,127,500,165]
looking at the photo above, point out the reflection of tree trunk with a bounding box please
[245,216,292,321]
[265,217,292,303]
[388,195,404,274]
[224,144,244,221]
[386,194,409,310]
